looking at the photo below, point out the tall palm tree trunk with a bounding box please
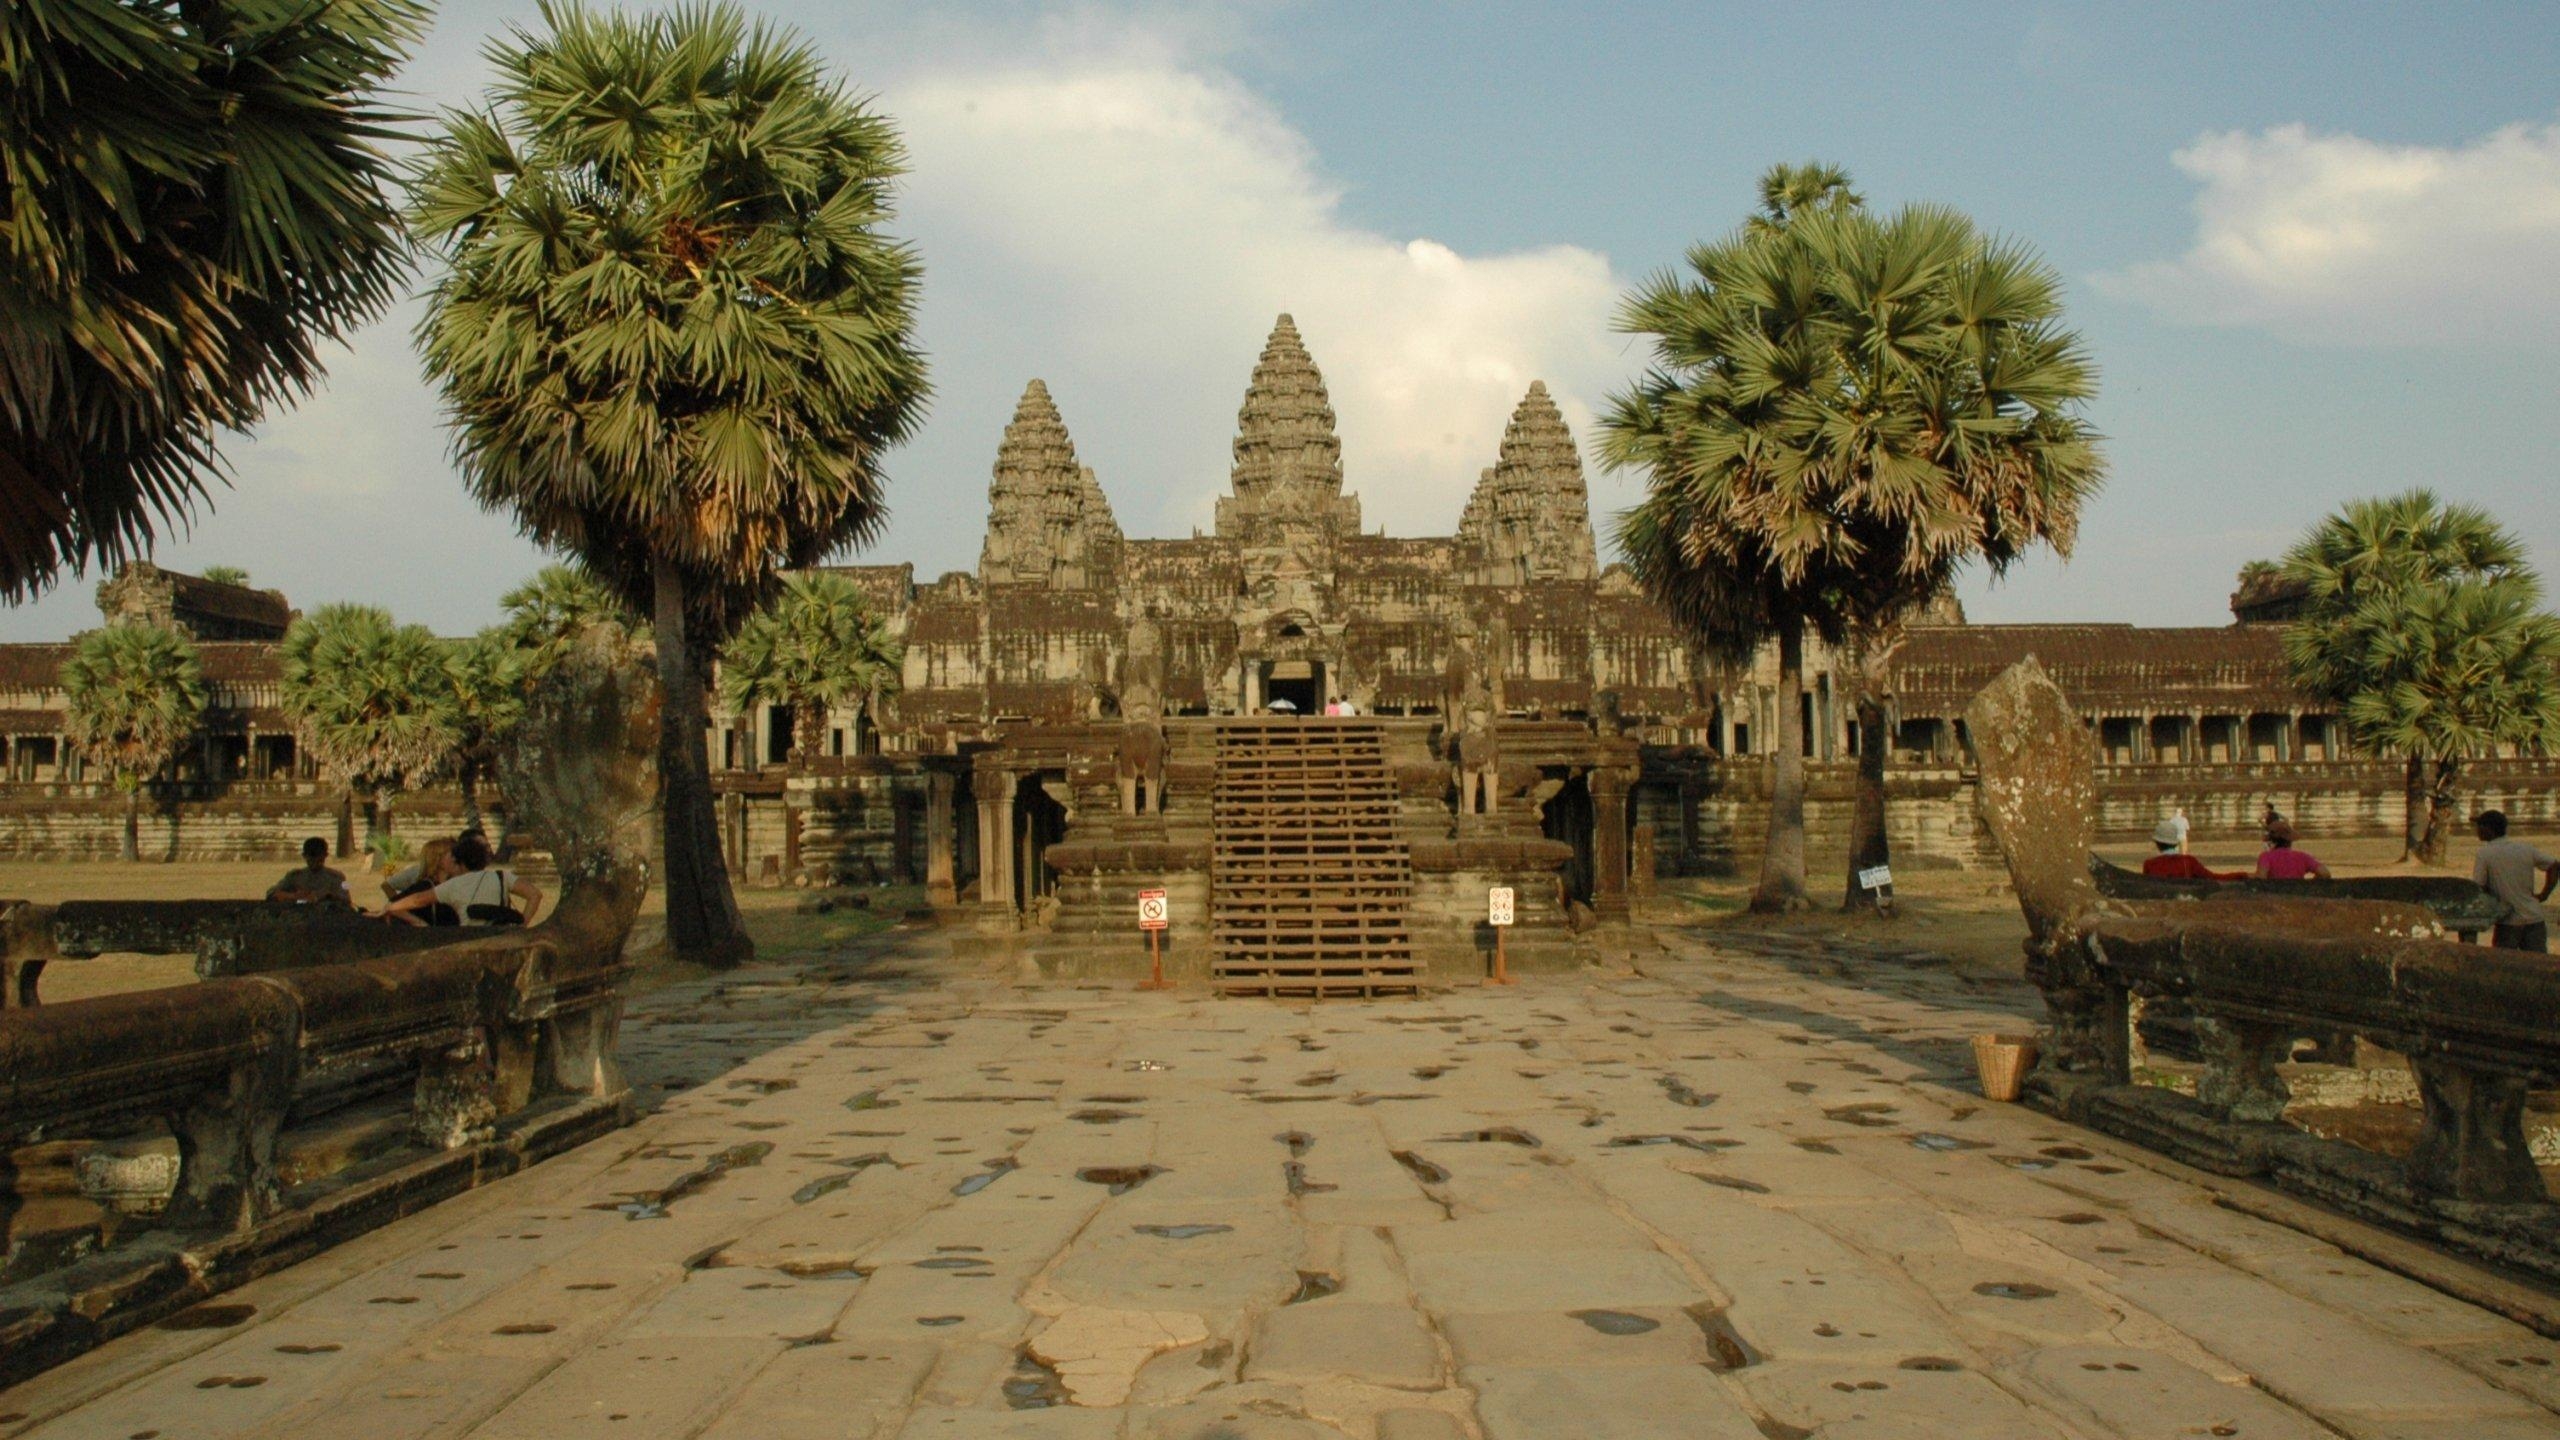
[2400,754,2427,862]
[654,555,754,968]
[121,783,140,863]
[1752,624,1812,913]
[793,699,828,768]
[458,759,483,834]
[1844,691,1892,911]
[2418,756,2462,866]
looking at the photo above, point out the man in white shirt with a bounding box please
[2470,810,2558,952]
[383,832,543,927]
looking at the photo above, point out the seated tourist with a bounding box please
[2142,819,2240,881]
[381,837,462,925]
[381,832,543,927]
[266,836,351,907]
[2252,821,2331,881]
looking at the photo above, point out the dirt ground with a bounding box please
[2,826,2512,1002]
[0,859,909,1004]
[1667,830,2512,981]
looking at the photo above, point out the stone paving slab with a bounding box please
[4,925,2558,1439]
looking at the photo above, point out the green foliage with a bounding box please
[279,604,457,799]
[410,0,930,636]
[720,571,900,757]
[58,622,207,793]
[445,628,529,760]
[2281,491,2560,763]
[1598,163,2104,657]
[499,563,639,676]
[198,565,252,588]
[0,0,423,600]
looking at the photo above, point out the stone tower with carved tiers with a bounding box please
[1458,381,1599,586]
[978,380,1121,590]
[1215,315,1361,544]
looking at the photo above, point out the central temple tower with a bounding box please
[1214,315,1361,543]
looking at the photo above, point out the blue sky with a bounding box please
[8,0,2557,638]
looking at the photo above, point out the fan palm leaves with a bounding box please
[412,0,928,965]
[499,563,642,678]
[0,0,422,600]
[1601,163,2102,911]
[2279,492,2556,861]
[59,623,207,861]
[280,604,457,842]
[719,571,901,763]
[444,630,529,832]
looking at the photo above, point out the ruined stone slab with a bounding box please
[1464,1364,1763,1440]
[1245,1301,1440,1389]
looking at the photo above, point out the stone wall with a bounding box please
[0,784,477,863]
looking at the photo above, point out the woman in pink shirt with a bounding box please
[2254,821,2332,881]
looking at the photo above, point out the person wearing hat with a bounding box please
[2143,817,2240,881]
[2253,820,2331,881]
[2469,809,2558,952]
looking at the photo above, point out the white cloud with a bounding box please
[886,44,1626,546]
[2099,119,2560,345]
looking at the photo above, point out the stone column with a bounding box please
[1591,767,1632,923]
[926,771,956,907]
[977,771,1016,925]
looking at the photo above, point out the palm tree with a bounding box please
[412,2,929,966]
[198,565,251,588]
[720,572,902,765]
[279,605,456,847]
[2281,491,2552,862]
[0,0,420,600]
[499,564,640,679]
[1600,163,2103,912]
[59,623,207,861]
[444,631,528,833]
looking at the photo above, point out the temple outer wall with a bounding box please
[10,755,2560,882]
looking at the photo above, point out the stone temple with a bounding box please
[5,315,2560,991]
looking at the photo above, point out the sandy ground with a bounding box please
[6,824,2512,1003]
[0,860,908,1005]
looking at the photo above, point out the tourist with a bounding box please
[266,837,351,907]
[2252,821,2331,881]
[2143,818,2237,881]
[2469,810,2558,953]
[382,831,543,927]
[381,837,462,925]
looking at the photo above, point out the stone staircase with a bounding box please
[1209,719,1422,998]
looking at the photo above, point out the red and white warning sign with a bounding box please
[1137,888,1170,931]
[1488,886,1516,927]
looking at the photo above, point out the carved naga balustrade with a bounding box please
[0,633,654,1384]
[1967,659,2560,1280]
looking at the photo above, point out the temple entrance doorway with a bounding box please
[1258,659,1325,715]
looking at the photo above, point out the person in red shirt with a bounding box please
[2141,818,2242,881]
[2254,820,2332,881]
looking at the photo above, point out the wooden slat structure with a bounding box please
[1210,718,1421,998]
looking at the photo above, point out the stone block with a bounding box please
[1244,1301,1440,1389]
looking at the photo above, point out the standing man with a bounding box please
[2470,810,2560,952]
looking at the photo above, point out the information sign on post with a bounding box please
[1856,865,1893,892]
[1135,888,1171,990]
[1485,886,1517,986]
[1488,886,1516,926]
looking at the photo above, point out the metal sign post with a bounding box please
[1486,886,1516,986]
[1137,888,1172,990]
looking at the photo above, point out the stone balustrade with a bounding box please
[0,630,658,1383]
[1966,658,2560,1282]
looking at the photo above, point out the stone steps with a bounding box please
[1209,720,1422,999]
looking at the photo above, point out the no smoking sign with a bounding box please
[1137,889,1170,931]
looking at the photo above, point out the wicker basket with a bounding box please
[1972,1033,2040,1103]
